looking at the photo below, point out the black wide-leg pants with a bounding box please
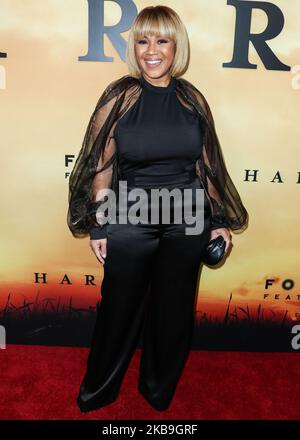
[77,177,212,412]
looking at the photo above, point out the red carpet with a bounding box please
[0,344,299,420]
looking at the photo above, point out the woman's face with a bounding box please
[134,33,176,84]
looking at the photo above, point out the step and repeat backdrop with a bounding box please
[0,0,299,351]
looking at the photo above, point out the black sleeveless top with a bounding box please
[89,75,206,239]
[114,75,203,177]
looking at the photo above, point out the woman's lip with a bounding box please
[144,60,163,68]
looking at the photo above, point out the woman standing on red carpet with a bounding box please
[67,5,248,413]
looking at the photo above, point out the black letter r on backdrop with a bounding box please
[223,0,290,71]
[79,0,138,62]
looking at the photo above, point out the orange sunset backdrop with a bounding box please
[0,0,300,340]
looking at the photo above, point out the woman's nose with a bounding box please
[147,41,158,53]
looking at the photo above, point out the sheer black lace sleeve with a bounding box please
[192,86,249,233]
[67,82,122,239]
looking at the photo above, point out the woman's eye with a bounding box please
[137,39,168,45]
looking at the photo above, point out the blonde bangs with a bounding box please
[126,6,190,78]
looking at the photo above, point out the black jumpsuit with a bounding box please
[77,74,212,412]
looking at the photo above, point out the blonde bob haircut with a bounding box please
[126,5,190,79]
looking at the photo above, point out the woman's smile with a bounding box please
[145,59,163,68]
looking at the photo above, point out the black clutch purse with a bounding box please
[202,235,226,265]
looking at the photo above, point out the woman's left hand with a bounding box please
[210,228,232,254]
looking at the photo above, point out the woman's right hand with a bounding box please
[89,238,107,265]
